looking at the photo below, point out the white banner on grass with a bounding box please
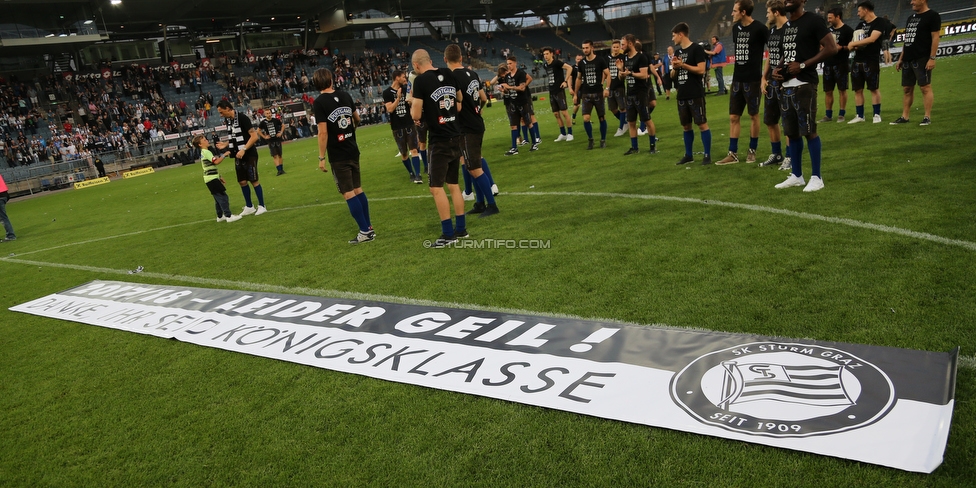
[10,281,957,473]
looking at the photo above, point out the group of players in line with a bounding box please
[486,0,938,194]
[515,0,935,190]
[195,0,941,244]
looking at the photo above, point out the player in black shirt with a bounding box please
[848,1,885,123]
[634,39,663,138]
[216,99,266,215]
[410,49,467,248]
[772,0,837,192]
[542,47,575,142]
[650,53,665,96]
[570,54,583,120]
[671,23,713,165]
[618,34,656,154]
[408,71,431,174]
[445,45,499,217]
[759,0,790,169]
[573,40,611,150]
[506,56,540,150]
[496,61,531,155]
[311,68,374,244]
[716,0,769,165]
[892,0,940,126]
[822,7,854,122]
[383,70,423,183]
[258,109,285,175]
[607,40,628,137]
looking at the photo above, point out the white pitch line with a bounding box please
[506,191,976,252]
[12,191,975,257]
[9,194,431,257]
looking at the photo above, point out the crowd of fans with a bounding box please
[0,67,229,168]
[1,44,477,170]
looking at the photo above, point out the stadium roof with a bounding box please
[3,0,589,39]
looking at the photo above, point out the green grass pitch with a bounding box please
[1,56,975,486]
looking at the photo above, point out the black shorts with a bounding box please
[646,85,658,105]
[851,61,880,91]
[822,63,849,91]
[417,121,429,146]
[780,84,818,139]
[580,92,606,119]
[764,82,782,126]
[607,87,626,113]
[428,136,462,187]
[460,132,484,171]
[268,139,283,157]
[625,92,650,123]
[526,97,535,117]
[328,159,361,194]
[729,81,762,117]
[235,153,259,182]
[663,72,673,91]
[677,98,707,126]
[901,60,932,87]
[549,90,568,112]
[392,125,419,157]
[505,101,525,127]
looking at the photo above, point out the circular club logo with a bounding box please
[670,342,895,438]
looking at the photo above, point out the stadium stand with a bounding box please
[1,0,945,176]
[653,1,736,53]
[561,22,615,48]
[607,16,657,48]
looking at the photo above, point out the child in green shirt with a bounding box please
[193,135,241,223]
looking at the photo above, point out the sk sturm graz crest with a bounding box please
[670,343,896,437]
[328,104,352,130]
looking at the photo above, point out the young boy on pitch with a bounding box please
[193,135,242,223]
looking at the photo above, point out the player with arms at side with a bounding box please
[716,0,769,165]
[892,0,940,126]
[312,68,375,244]
[411,49,467,248]
[258,109,285,176]
[574,40,611,150]
[542,47,575,142]
[671,23,713,165]
[445,44,500,218]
